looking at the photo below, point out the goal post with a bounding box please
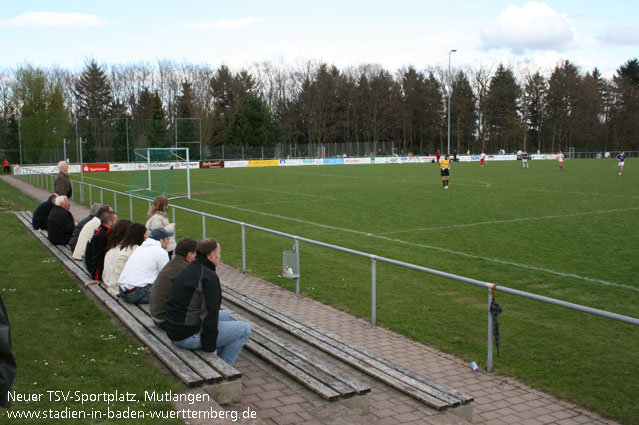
[127,147,191,199]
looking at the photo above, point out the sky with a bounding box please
[1,0,638,77]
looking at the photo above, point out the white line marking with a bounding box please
[200,180,336,200]
[379,207,639,235]
[276,170,491,187]
[188,197,638,293]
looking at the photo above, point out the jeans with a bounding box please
[119,285,153,304]
[171,310,251,366]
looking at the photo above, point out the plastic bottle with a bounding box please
[471,361,479,372]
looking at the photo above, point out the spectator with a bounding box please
[146,196,176,256]
[47,195,74,245]
[100,219,133,286]
[69,204,101,251]
[165,238,250,366]
[106,223,146,297]
[150,238,197,328]
[85,211,118,282]
[32,194,57,230]
[118,228,172,304]
[0,294,17,407]
[2,159,10,174]
[54,160,72,198]
[72,205,112,260]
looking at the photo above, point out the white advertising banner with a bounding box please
[224,160,249,169]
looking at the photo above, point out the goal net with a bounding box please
[127,148,191,199]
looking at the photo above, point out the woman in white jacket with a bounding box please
[146,196,176,256]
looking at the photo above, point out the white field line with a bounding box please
[188,197,638,293]
[200,180,336,200]
[233,199,326,207]
[379,207,639,235]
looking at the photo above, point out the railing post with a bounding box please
[89,185,92,206]
[371,256,377,326]
[202,214,206,238]
[172,208,176,239]
[294,238,300,294]
[100,188,104,205]
[241,224,246,271]
[80,181,85,204]
[487,288,494,373]
[129,196,133,220]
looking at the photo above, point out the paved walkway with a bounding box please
[2,174,620,425]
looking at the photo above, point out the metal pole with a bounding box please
[126,117,130,163]
[172,208,176,240]
[18,118,23,164]
[371,257,377,326]
[186,147,191,199]
[63,138,67,162]
[199,118,203,161]
[487,288,494,372]
[294,239,300,294]
[114,192,117,215]
[202,214,206,238]
[241,224,246,271]
[447,49,457,156]
[100,188,103,205]
[129,196,133,220]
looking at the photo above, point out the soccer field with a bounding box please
[72,158,638,424]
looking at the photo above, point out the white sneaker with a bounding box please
[444,186,448,189]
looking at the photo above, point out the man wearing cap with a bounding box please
[118,228,172,304]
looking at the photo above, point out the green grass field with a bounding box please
[29,158,639,424]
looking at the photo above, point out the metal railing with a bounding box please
[17,167,639,373]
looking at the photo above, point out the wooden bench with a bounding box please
[14,211,242,404]
[15,210,371,411]
[220,281,474,421]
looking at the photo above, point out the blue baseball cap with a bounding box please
[149,228,174,240]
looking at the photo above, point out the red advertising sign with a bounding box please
[82,163,110,173]
[199,161,224,169]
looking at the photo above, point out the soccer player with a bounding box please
[522,151,529,168]
[558,150,564,169]
[480,151,486,167]
[439,154,451,189]
[616,151,626,175]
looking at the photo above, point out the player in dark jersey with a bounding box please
[616,151,626,175]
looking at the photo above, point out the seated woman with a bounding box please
[105,223,147,297]
[101,219,133,287]
[146,196,176,257]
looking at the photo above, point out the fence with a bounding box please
[16,168,639,373]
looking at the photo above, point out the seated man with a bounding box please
[165,238,250,366]
[118,228,172,304]
[69,203,101,251]
[32,194,57,230]
[72,205,112,260]
[84,211,118,282]
[149,238,197,328]
[47,195,74,245]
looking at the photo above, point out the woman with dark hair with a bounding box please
[105,223,147,297]
[146,196,176,256]
[101,219,133,286]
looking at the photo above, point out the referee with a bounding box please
[439,154,451,189]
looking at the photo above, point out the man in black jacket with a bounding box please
[165,238,250,366]
[47,196,74,245]
[32,193,57,230]
[84,211,117,282]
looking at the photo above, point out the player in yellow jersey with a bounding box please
[439,154,451,189]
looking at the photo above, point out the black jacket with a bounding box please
[47,206,75,245]
[32,200,55,230]
[69,214,95,251]
[85,225,110,280]
[165,254,221,352]
[0,294,17,408]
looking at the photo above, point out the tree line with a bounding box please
[0,57,637,163]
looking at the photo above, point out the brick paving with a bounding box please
[2,174,622,425]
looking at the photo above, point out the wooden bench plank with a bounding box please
[233,312,369,396]
[116,300,223,383]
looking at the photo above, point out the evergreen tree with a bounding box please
[148,92,169,148]
[522,71,548,152]
[484,64,521,153]
[547,60,582,152]
[176,81,199,159]
[450,71,477,154]
[229,94,282,146]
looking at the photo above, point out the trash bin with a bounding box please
[282,250,300,278]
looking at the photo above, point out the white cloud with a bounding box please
[480,2,574,53]
[0,11,106,28]
[185,18,259,30]
[601,24,639,45]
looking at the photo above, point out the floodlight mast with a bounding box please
[447,49,457,156]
